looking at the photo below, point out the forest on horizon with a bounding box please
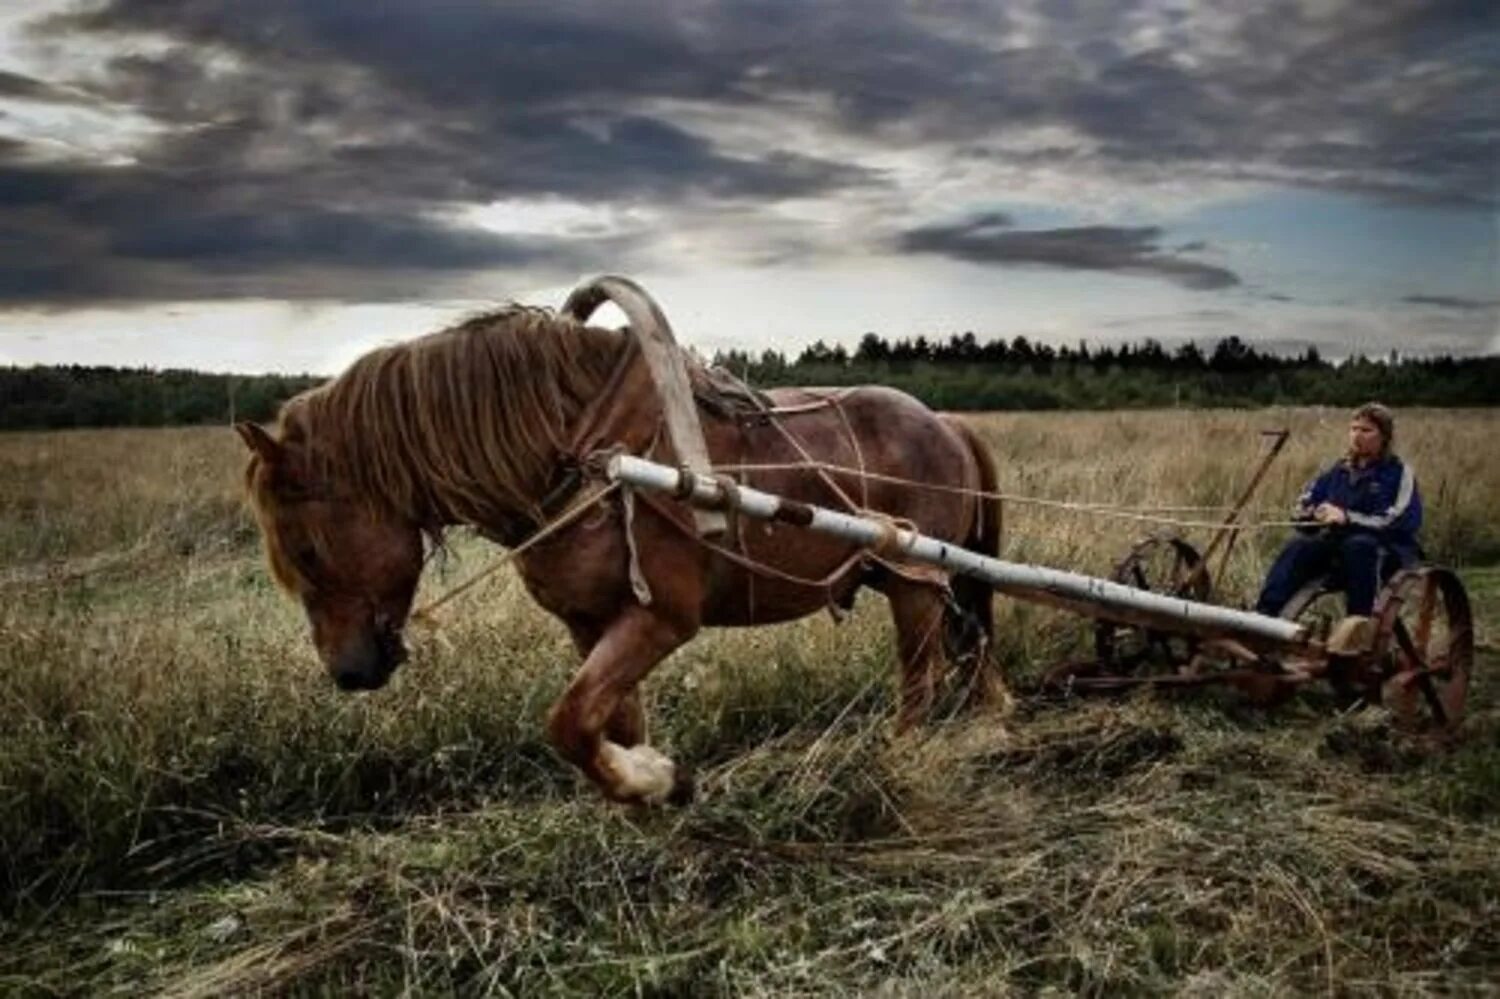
[1,333,1495,430]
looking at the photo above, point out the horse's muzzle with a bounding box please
[330,622,407,692]
[334,668,382,692]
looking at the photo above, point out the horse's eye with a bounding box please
[294,545,319,569]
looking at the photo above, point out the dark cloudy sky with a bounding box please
[0,0,1495,372]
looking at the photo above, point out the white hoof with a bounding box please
[599,742,680,805]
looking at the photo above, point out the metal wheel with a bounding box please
[1279,574,1343,635]
[1280,574,1363,705]
[1371,566,1474,736]
[1093,534,1211,673]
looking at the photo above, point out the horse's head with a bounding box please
[236,418,423,692]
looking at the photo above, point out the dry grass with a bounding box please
[0,409,1496,995]
[972,406,1500,581]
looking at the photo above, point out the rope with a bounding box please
[701,367,1296,532]
[408,446,1293,631]
[639,476,949,600]
[762,397,864,514]
[865,510,918,560]
[828,393,870,510]
[406,362,1294,628]
[408,480,621,628]
[708,460,1306,532]
[636,488,868,593]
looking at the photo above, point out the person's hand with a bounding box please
[1313,502,1347,525]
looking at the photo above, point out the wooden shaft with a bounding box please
[609,453,1309,649]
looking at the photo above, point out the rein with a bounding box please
[407,479,621,628]
[707,460,1307,532]
[406,374,948,628]
[406,334,1298,631]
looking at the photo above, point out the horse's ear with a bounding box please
[235,421,282,464]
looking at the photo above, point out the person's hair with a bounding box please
[1350,401,1394,457]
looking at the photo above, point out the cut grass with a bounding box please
[5,684,1496,995]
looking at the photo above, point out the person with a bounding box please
[1255,403,1422,618]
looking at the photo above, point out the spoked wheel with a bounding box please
[1093,534,1212,674]
[1280,575,1344,637]
[1371,566,1474,736]
[1280,575,1363,706]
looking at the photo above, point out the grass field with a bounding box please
[1,408,1496,995]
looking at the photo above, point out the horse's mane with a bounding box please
[265,305,628,532]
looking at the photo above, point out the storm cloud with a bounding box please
[899,215,1241,290]
[0,0,1493,309]
[1403,294,1497,312]
[0,69,83,103]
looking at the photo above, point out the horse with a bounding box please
[237,279,1008,806]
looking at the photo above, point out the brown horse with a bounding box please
[238,281,1007,805]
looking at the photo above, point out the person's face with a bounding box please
[1348,417,1384,461]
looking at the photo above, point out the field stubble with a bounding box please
[0,408,1497,994]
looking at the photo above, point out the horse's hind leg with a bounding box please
[877,576,949,733]
[549,605,693,805]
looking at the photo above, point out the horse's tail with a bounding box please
[939,414,1004,700]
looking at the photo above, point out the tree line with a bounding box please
[714,334,1500,410]
[0,334,1495,430]
[0,366,323,431]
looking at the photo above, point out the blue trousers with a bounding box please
[1255,532,1403,617]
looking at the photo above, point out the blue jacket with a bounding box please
[1296,454,1422,554]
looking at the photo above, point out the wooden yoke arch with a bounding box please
[561,275,726,538]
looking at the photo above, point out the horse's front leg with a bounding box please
[548,605,695,805]
[566,622,648,747]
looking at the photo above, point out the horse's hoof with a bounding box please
[667,764,696,806]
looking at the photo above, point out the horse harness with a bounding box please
[513,339,954,618]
